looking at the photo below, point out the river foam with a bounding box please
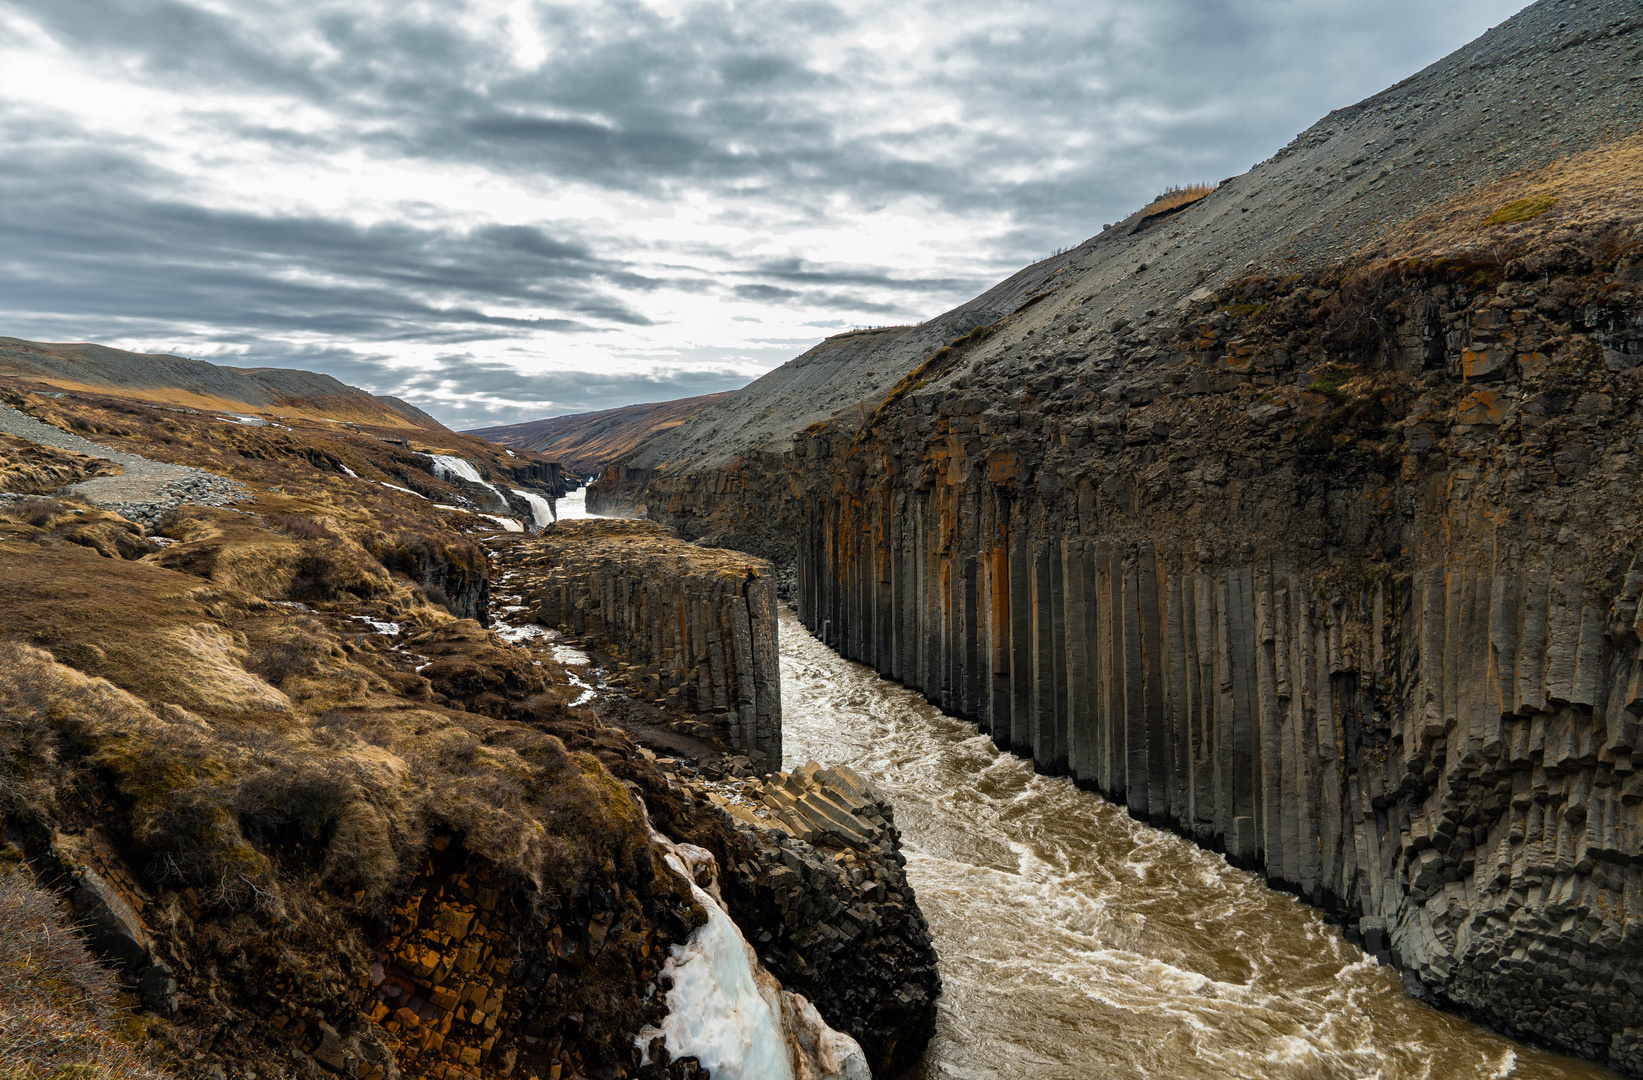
[777,609,1612,1080]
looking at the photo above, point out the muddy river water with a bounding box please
[775,609,1613,1080]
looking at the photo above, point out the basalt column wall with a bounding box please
[587,451,803,568]
[790,267,1643,1070]
[511,519,782,766]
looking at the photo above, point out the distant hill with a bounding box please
[467,391,735,475]
[0,337,447,431]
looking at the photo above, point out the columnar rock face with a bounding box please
[508,519,783,766]
[790,213,1643,1067]
[578,3,1643,1069]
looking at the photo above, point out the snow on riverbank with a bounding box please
[639,828,869,1080]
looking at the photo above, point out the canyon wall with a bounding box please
[569,2,1643,1068]
[789,214,1643,1068]
[508,519,783,768]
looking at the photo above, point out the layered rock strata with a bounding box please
[670,760,940,1077]
[503,520,782,767]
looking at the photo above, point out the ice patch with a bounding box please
[494,623,549,644]
[568,671,598,706]
[638,826,869,1080]
[552,645,590,666]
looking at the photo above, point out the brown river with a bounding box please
[775,609,1614,1080]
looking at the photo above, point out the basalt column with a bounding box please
[789,377,1643,1069]
[511,519,782,766]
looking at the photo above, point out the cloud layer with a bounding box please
[0,0,1529,428]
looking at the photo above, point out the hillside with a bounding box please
[0,337,447,431]
[466,391,735,475]
[0,366,921,1079]
[603,0,1643,484]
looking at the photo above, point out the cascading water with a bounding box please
[554,483,596,520]
[421,453,506,506]
[509,487,556,528]
[777,609,1612,1080]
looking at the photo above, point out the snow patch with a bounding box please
[379,482,427,499]
[638,827,869,1080]
[478,515,524,533]
[494,623,549,644]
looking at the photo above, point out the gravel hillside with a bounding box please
[622,0,1643,473]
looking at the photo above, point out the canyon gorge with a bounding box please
[573,0,1643,1073]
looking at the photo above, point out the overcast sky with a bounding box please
[0,0,1530,429]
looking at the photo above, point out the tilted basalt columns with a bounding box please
[505,519,783,767]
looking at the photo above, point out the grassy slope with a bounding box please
[466,391,737,475]
[0,385,746,1080]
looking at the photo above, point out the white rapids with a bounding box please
[554,484,596,520]
[776,609,1611,1080]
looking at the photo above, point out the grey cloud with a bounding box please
[396,356,761,429]
[0,0,1530,425]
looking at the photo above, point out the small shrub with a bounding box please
[15,498,67,528]
[1483,194,1557,227]
[1143,183,1216,215]
[1306,363,1358,400]
[265,513,340,542]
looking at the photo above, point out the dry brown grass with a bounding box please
[0,868,175,1080]
[1374,130,1643,262]
[0,387,709,1076]
[0,433,121,495]
[1143,183,1217,215]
